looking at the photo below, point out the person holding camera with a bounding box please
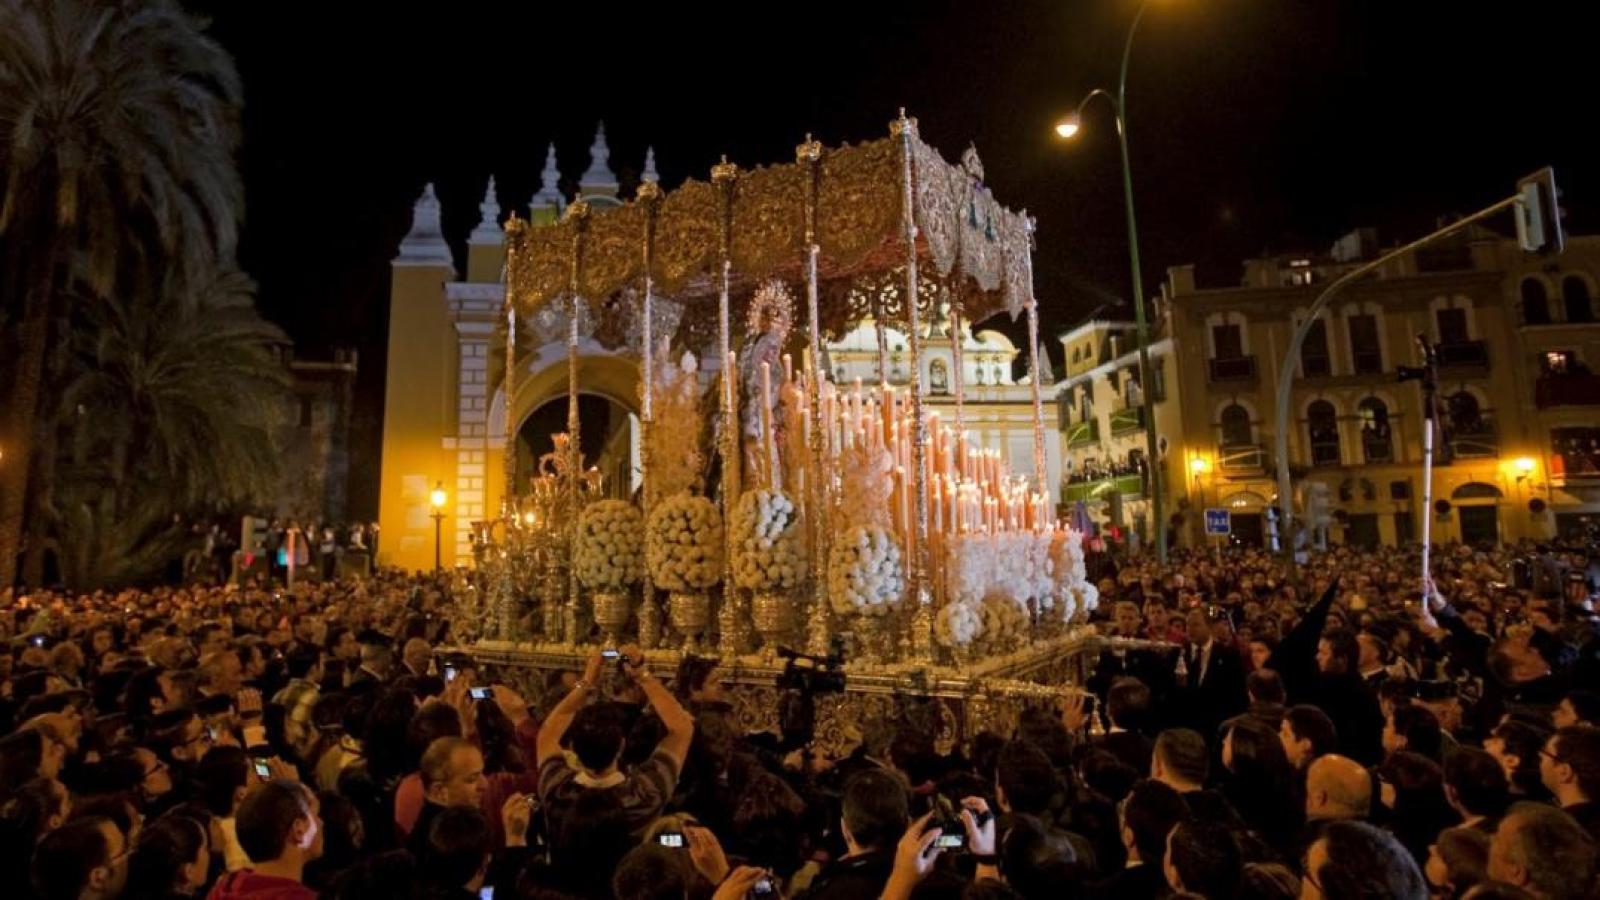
[535,646,695,841]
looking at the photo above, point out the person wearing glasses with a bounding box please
[1540,725,1600,842]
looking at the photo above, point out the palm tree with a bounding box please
[0,0,243,587]
[49,268,289,588]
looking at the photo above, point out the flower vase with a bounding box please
[638,591,663,650]
[853,613,885,666]
[751,591,792,657]
[669,592,712,653]
[592,591,631,647]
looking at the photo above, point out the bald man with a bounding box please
[402,638,433,679]
[1306,754,1372,824]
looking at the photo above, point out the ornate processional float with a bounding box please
[455,113,1129,753]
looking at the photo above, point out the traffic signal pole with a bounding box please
[1273,191,1534,559]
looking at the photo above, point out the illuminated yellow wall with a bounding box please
[377,257,457,572]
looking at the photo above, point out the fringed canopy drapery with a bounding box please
[488,126,1036,392]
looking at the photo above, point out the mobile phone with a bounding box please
[444,666,458,682]
[601,648,621,659]
[657,832,685,848]
[750,878,775,897]
[935,833,965,849]
[469,687,493,700]
[253,760,271,778]
[30,634,46,647]
[479,888,494,900]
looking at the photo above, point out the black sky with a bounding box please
[190,1,1598,518]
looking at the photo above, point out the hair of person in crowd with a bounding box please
[234,779,322,865]
[995,739,1062,816]
[612,843,690,900]
[1555,690,1600,729]
[420,806,494,891]
[1443,747,1511,823]
[1119,778,1189,866]
[1247,668,1286,706]
[1487,801,1598,900]
[32,815,125,900]
[1164,820,1242,898]
[1426,825,1490,900]
[1107,677,1153,732]
[840,768,909,852]
[1235,862,1300,900]
[1387,703,1444,762]
[1544,725,1600,805]
[125,813,210,899]
[1152,729,1209,790]
[1282,705,1339,769]
[1306,820,1427,900]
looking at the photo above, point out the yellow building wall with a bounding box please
[377,261,457,572]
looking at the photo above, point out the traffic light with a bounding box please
[1517,167,1564,255]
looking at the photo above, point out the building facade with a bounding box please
[271,348,358,525]
[1150,226,1600,549]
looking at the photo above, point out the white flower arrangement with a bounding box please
[731,489,806,591]
[827,525,902,616]
[575,499,645,591]
[979,592,1029,649]
[646,493,725,592]
[1022,531,1056,608]
[935,599,984,648]
[946,534,994,605]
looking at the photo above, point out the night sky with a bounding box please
[190,1,1597,518]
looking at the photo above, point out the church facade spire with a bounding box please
[578,122,619,199]
[396,182,451,267]
[530,143,564,214]
[469,175,503,245]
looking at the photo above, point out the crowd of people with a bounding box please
[0,539,1598,900]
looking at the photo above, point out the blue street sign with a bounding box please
[1204,508,1232,536]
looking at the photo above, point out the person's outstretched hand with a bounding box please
[685,824,730,885]
[960,797,996,857]
[891,812,943,882]
[710,867,767,900]
[500,792,534,847]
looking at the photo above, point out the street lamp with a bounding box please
[1054,0,1167,562]
[429,482,448,573]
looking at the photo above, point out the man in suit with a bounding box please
[1179,608,1246,737]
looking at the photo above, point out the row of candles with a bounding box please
[752,351,1055,545]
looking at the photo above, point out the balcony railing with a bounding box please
[1064,419,1100,448]
[1062,472,1146,504]
[1219,444,1266,472]
[1437,340,1490,369]
[1208,355,1258,382]
[1536,374,1600,409]
[1110,406,1145,436]
[1310,440,1342,467]
[1448,420,1498,460]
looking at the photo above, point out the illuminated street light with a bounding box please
[1514,457,1536,474]
[1054,114,1082,140]
[429,482,447,572]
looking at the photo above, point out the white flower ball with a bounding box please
[646,493,725,591]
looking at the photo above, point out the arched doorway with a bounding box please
[516,394,639,500]
[1452,482,1503,545]
[1221,490,1268,547]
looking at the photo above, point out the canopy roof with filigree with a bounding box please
[495,121,1036,384]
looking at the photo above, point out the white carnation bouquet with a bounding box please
[946,533,995,605]
[935,599,984,649]
[731,489,806,591]
[978,592,1029,650]
[575,500,645,591]
[1022,531,1056,609]
[827,525,902,616]
[646,493,725,592]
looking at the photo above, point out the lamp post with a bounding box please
[1055,0,1167,562]
[429,482,448,574]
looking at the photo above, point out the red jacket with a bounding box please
[206,870,316,900]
